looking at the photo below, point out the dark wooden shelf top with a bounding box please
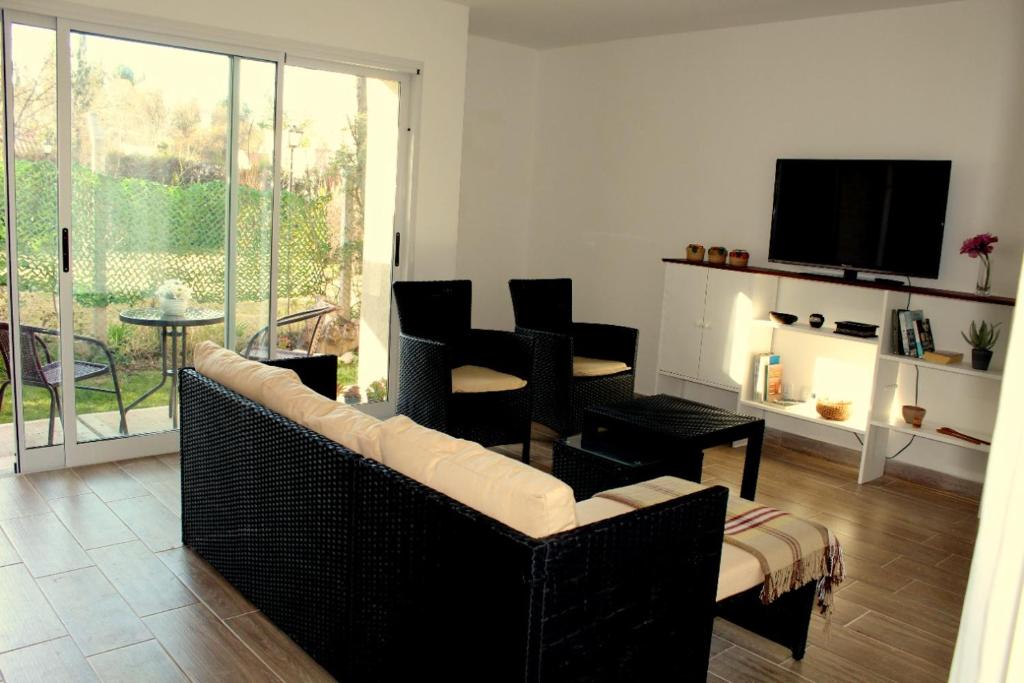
[662,258,1016,307]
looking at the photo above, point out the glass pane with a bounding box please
[234,59,275,357]
[281,66,400,404]
[70,32,230,440]
[8,24,63,450]
[0,27,12,472]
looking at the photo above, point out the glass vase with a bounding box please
[976,256,992,296]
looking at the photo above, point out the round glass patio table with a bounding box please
[119,307,224,429]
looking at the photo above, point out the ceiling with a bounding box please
[448,0,955,49]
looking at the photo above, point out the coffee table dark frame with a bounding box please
[554,394,766,501]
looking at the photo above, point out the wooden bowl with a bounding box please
[728,250,749,267]
[686,244,705,262]
[708,247,728,264]
[816,399,852,421]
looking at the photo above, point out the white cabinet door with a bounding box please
[658,265,707,379]
[698,268,756,390]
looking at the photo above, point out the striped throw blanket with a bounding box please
[595,476,845,615]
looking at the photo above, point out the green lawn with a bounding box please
[0,359,362,425]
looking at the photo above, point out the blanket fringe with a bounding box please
[758,540,846,617]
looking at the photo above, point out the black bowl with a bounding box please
[770,311,798,325]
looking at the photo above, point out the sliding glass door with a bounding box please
[280,61,403,408]
[0,11,411,473]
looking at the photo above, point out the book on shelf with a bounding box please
[914,319,936,354]
[897,310,925,357]
[766,359,783,402]
[923,350,964,365]
[752,353,780,402]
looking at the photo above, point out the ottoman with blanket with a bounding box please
[579,476,846,659]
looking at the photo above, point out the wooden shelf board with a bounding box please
[662,258,1016,306]
[756,320,879,346]
[870,417,991,453]
[877,353,1003,381]
[739,398,867,435]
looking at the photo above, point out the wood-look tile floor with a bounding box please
[0,429,976,682]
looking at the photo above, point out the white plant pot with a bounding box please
[160,298,188,316]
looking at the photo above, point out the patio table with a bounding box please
[119,307,223,428]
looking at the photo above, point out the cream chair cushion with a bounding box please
[193,340,299,404]
[380,415,577,538]
[451,365,527,393]
[574,482,764,601]
[572,356,630,378]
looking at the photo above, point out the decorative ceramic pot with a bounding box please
[809,313,825,329]
[972,348,993,371]
[708,247,728,264]
[160,298,187,316]
[686,244,705,262]
[902,405,926,428]
[728,250,749,267]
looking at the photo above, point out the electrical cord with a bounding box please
[887,277,917,460]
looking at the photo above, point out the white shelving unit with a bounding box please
[877,353,1003,381]
[868,417,991,454]
[739,398,867,435]
[755,320,880,346]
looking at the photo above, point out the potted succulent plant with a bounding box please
[708,246,728,264]
[961,320,1001,370]
[686,243,705,262]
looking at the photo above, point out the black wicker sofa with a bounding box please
[179,359,729,681]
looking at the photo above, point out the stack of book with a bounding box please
[752,354,783,403]
[891,309,935,357]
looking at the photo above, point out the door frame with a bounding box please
[1,8,418,471]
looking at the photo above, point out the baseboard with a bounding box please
[765,427,981,500]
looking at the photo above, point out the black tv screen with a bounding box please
[768,159,951,278]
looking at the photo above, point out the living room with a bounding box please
[0,0,1022,681]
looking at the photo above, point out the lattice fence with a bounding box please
[2,160,334,304]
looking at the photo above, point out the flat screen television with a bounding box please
[768,159,951,279]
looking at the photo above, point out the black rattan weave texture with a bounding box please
[393,280,533,461]
[509,279,639,437]
[179,365,728,681]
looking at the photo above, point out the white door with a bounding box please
[698,268,756,390]
[657,265,707,380]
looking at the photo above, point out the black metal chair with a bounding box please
[392,280,533,463]
[509,278,638,436]
[0,322,128,445]
[241,305,336,361]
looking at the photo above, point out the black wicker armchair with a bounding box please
[392,280,533,462]
[509,278,638,436]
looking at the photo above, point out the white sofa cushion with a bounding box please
[380,415,576,538]
[193,341,383,461]
[575,481,764,601]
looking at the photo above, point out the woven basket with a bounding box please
[816,399,851,421]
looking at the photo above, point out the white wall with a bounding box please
[63,0,470,279]
[457,36,539,329]
[526,0,1024,394]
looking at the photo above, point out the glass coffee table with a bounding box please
[553,394,765,501]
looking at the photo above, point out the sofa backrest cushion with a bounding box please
[193,341,383,461]
[305,406,384,462]
[380,415,576,538]
[193,340,299,405]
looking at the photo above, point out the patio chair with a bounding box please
[392,280,534,462]
[0,322,128,445]
[241,305,336,361]
[509,278,638,436]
